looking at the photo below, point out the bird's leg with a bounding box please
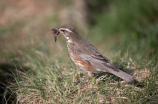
[82,72,93,84]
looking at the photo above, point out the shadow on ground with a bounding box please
[0,63,29,104]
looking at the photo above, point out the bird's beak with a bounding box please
[58,28,61,33]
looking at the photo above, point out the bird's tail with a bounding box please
[109,69,134,83]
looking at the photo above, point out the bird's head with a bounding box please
[52,24,79,42]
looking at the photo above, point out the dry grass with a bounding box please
[9,49,157,103]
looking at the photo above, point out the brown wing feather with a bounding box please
[67,42,119,72]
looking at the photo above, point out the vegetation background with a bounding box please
[0,0,158,103]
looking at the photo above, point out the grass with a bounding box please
[8,48,158,103]
[0,0,158,103]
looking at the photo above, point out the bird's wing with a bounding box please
[68,42,119,72]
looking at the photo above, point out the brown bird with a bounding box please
[52,24,134,83]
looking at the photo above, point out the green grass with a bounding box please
[8,47,158,103]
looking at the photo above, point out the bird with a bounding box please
[52,24,134,83]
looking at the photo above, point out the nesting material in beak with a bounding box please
[52,28,59,42]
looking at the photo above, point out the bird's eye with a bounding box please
[61,29,65,32]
